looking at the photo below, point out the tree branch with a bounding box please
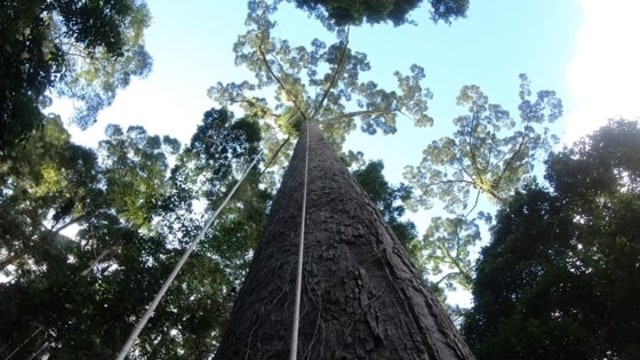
[433,271,459,286]
[495,117,532,189]
[221,97,280,119]
[427,179,478,188]
[80,245,118,276]
[466,112,486,186]
[257,31,308,122]
[436,240,473,287]
[311,27,350,120]
[0,251,25,271]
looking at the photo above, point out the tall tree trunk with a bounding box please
[215,123,475,359]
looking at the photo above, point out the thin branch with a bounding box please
[80,245,118,276]
[222,97,280,119]
[495,117,531,189]
[0,251,25,271]
[455,158,476,183]
[311,27,350,120]
[466,112,486,186]
[426,179,479,188]
[487,148,511,176]
[433,271,459,287]
[436,240,473,287]
[454,156,505,205]
[257,31,308,121]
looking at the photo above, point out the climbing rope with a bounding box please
[288,120,310,360]
[115,152,263,360]
[4,326,43,360]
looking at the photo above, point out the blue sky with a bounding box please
[54,0,640,306]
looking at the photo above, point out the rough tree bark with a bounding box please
[214,123,475,359]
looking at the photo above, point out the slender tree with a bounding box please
[214,122,475,359]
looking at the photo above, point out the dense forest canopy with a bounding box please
[0,0,637,359]
[464,119,640,359]
[290,0,469,26]
[0,0,152,157]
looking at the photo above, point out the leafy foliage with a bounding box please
[404,74,562,296]
[209,0,434,156]
[463,119,640,360]
[0,107,269,358]
[423,216,478,291]
[0,0,152,156]
[290,0,469,26]
[406,74,562,213]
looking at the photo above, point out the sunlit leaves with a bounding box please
[406,74,562,214]
[424,216,478,291]
[98,124,179,230]
[0,117,98,273]
[403,75,562,302]
[0,0,152,155]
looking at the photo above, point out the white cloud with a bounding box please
[565,0,640,144]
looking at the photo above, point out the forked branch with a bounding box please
[257,31,308,122]
[311,27,350,120]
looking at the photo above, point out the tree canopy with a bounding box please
[0,0,152,156]
[0,108,269,358]
[463,119,640,359]
[291,0,469,26]
[404,74,562,296]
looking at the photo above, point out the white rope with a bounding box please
[116,153,263,360]
[289,121,310,360]
[27,341,49,360]
[4,325,43,360]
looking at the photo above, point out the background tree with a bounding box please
[0,0,152,156]
[0,107,268,358]
[404,74,562,294]
[0,116,181,358]
[463,119,640,360]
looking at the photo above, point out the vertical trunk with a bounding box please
[215,123,475,359]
